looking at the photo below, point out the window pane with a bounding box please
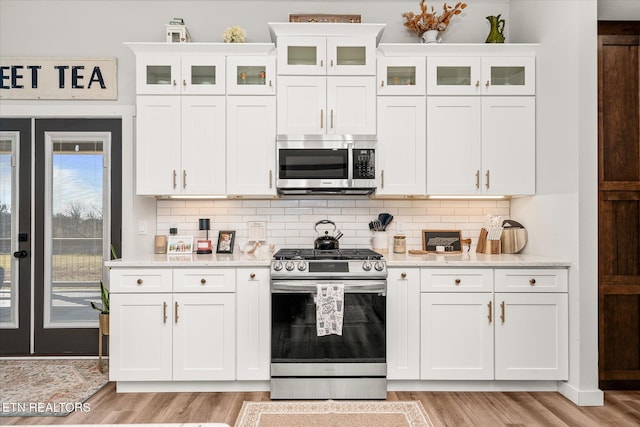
[0,136,17,326]
[48,138,105,326]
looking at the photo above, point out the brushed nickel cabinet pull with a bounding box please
[401,272,407,279]
[381,170,385,188]
[183,79,186,86]
[476,80,480,87]
[137,278,143,285]
[175,301,179,323]
[381,80,385,87]
[173,170,177,189]
[455,278,461,285]
[183,170,187,189]
[250,272,256,279]
[320,60,324,68]
[163,302,167,323]
[485,170,490,189]
[529,278,536,286]
[488,301,492,324]
[330,59,334,67]
[330,110,334,129]
[200,278,206,285]
[269,170,273,188]
[320,109,324,128]
[486,80,490,87]
[172,80,177,86]
[500,301,505,324]
[476,170,480,189]
[269,80,272,87]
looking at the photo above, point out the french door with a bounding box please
[0,118,121,355]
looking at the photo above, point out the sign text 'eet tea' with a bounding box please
[0,57,117,100]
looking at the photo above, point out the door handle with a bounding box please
[13,250,28,258]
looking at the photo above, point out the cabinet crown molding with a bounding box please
[378,43,539,57]
[268,22,386,45]
[125,42,276,56]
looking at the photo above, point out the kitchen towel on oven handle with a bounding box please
[316,283,344,336]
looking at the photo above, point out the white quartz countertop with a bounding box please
[106,251,570,268]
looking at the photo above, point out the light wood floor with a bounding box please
[3,383,640,426]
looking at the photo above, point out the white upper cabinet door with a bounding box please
[326,76,376,134]
[136,96,181,195]
[377,96,426,196]
[227,96,277,196]
[377,56,426,96]
[277,76,327,134]
[326,36,376,76]
[426,96,482,195]
[180,56,226,95]
[481,96,536,195]
[180,96,226,195]
[226,55,276,95]
[421,292,494,380]
[481,56,536,95]
[277,36,327,75]
[494,293,568,380]
[136,55,182,95]
[427,57,482,95]
[172,293,236,381]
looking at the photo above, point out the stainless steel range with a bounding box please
[270,248,387,400]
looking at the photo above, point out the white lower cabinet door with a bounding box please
[421,293,494,380]
[172,293,236,381]
[494,293,568,380]
[110,293,173,381]
[236,268,271,380]
[386,268,421,379]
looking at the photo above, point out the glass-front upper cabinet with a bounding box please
[135,55,225,95]
[277,36,376,76]
[427,56,535,95]
[377,56,426,96]
[226,55,276,95]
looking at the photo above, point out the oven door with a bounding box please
[271,280,386,374]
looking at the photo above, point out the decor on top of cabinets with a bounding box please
[223,25,246,43]
[166,18,191,43]
[289,14,361,23]
[402,1,467,42]
[485,15,506,43]
[217,231,236,254]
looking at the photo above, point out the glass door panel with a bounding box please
[481,57,535,95]
[377,57,425,95]
[287,46,317,66]
[437,66,472,86]
[44,133,109,328]
[236,65,266,85]
[190,65,216,85]
[427,57,481,95]
[388,66,417,86]
[336,46,366,66]
[0,133,17,327]
[146,65,172,85]
[182,56,225,94]
[227,56,276,95]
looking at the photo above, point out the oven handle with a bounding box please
[271,280,386,294]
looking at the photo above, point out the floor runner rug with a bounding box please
[234,400,433,427]
[0,359,109,417]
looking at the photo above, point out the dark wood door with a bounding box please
[598,21,640,389]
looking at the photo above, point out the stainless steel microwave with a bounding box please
[276,135,377,196]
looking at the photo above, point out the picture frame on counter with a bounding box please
[216,231,236,254]
[422,229,462,253]
[167,236,193,254]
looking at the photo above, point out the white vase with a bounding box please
[421,30,441,43]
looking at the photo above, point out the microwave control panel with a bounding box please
[353,149,375,179]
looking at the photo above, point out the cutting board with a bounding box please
[501,228,528,253]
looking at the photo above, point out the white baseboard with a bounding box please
[558,382,604,406]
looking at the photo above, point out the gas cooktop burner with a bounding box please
[273,248,383,261]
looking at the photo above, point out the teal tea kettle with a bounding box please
[485,15,506,43]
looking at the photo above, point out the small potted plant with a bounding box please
[91,281,110,335]
[402,1,467,43]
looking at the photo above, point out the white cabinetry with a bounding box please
[419,267,568,381]
[134,54,225,95]
[110,267,236,382]
[226,55,276,95]
[236,268,271,380]
[377,56,426,96]
[386,268,420,380]
[426,96,535,196]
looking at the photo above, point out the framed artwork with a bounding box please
[216,231,236,254]
[289,14,361,23]
[167,236,193,254]
[422,230,462,253]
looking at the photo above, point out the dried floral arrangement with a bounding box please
[402,1,467,36]
[223,25,246,43]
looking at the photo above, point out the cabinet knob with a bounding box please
[137,278,143,285]
[455,278,461,285]
[183,79,186,86]
[250,272,256,279]
[381,80,385,87]
[401,272,407,279]
[529,278,536,286]
[172,80,177,86]
[269,80,272,87]
[475,80,480,87]
[200,278,206,285]
[485,80,490,87]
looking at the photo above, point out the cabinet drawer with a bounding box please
[495,269,568,292]
[110,268,172,293]
[173,268,236,292]
[421,269,493,292]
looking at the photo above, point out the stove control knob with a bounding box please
[297,261,307,271]
[285,261,295,271]
[374,261,385,271]
[273,261,283,271]
[362,260,372,271]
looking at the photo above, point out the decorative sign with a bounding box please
[0,57,117,100]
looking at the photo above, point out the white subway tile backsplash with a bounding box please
[155,198,510,251]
